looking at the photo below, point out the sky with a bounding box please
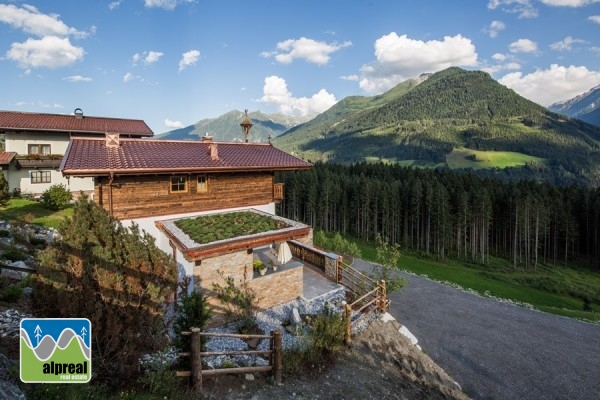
[1,0,600,135]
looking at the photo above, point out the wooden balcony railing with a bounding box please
[273,183,284,202]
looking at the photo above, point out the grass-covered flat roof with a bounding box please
[174,211,291,245]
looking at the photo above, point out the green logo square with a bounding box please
[20,318,91,383]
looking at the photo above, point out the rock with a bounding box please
[0,380,25,400]
[254,357,269,367]
[245,374,255,381]
[290,307,302,326]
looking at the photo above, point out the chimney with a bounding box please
[208,143,218,160]
[202,132,213,142]
[106,133,120,147]
[74,108,84,119]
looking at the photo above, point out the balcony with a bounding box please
[273,183,284,202]
[15,154,63,169]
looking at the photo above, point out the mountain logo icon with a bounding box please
[20,318,92,383]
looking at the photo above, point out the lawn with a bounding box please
[0,198,72,229]
[446,147,546,169]
[353,240,600,324]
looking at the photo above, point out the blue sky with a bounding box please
[1,0,599,134]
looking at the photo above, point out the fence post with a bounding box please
[191,327,202,394]
[336,257,342,284]
[379,280,387,313]
[344,303,352,346]
[273,330,282,385]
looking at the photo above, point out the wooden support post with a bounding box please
[273,330,282,385]
[336,257,342,284]
[344,303,352,347]
[191,327,202,394]
[379,280,387,313]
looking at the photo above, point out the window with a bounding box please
[28,144,51,156]
[31,171,51,184]
[170,176,187,192]
[197,175,207,192]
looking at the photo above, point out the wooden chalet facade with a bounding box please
[60,132,314,318]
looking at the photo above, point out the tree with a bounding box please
[370,233,406,293]
[0,173,9,206]
[33,195,178,381]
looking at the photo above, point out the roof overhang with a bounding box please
[61,165,312,177]
[155,209,311,262]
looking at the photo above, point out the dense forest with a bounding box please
[277,162,600,270]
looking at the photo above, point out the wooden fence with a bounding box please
[177,328,282,394]
[343,279,387,345]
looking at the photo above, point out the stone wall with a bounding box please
[248,265,303,310]
[193,249,303,326]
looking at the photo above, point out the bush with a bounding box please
[41,184,71,210]
[0,173,9,206]
[212,269,259,333]
[308,307,346,355]
[33,195,178,382]
[0,284,23,303]
[1,245,27,261]
[173,277,211,353]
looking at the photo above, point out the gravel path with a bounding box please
[351,259,600,400]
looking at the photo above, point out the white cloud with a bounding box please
[164,118,184,129]
[541,0,600,6]
[6,36,84,69]
[488,20,506,38]
[108,1,123,10]
[509,38,538,53]
[262,37,351,65]
[144,0,195,10]
[0,4,86,38]
[341,75,359,81]
[123,72,143,83]
[589,15,600,23]
[487,0,538,18]
[179,50,200,72]
[498,64,600,106]
[357,33,478,94]
[257,75,337,118]
[132,51,164,65]
[63,75,92,82]
[550,36,587,51]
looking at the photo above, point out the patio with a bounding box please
[253,246,342,301]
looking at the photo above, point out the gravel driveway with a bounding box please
[351,259,600,400]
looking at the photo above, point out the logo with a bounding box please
[20,318,91,383]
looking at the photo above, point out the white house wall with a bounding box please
[6,165,94,196]
[4,132,69,154]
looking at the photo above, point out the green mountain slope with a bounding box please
[156,110,299,142]
[273,67,600,186]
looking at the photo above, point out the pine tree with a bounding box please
[34,195,178,381]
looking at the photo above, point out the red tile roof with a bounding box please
[61,138,312,176]
[0,151,16,165]
[0,111,153,137]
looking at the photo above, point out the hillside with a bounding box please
[156,110,301,142]
[549,85,600,127]
[273,67,600,186]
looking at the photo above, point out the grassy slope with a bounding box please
[0,198,72,229]
[349,239,600,324]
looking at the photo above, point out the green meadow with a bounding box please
[446,147,546,169]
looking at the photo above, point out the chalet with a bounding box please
[0,109,153,196]
[60,132,315,314]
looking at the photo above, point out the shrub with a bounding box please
[1,245,27,261]
[41,184,71,210]
[0,284,23,303]
[173,277,211,353]
[212,269,258,333]
[308,308,346,355]
[370,233,406,294]
[33,195,178,382]
[0,173,9,206]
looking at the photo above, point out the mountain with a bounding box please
[549,85,600,127]
[156,110,303,142]
[273,67,600,187]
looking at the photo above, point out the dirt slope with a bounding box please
[202,316,469,400]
